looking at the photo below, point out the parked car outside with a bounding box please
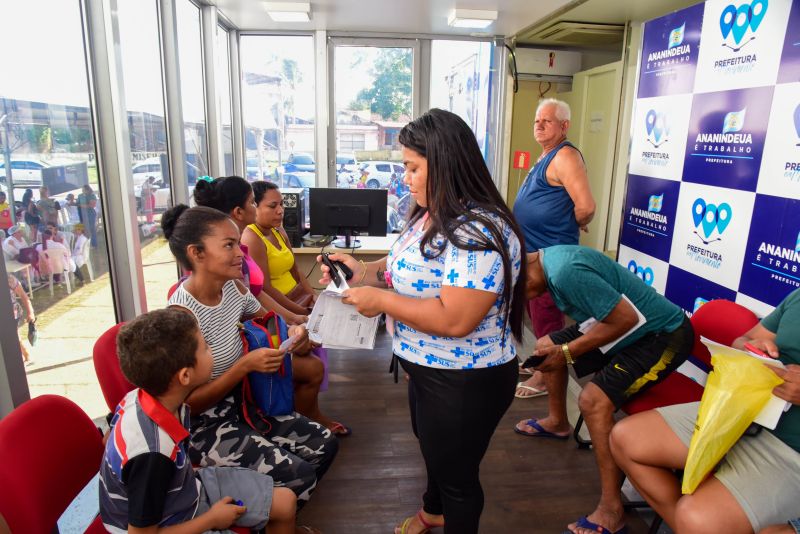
[131,157,199,188]
[246,158,274,181]
[0,158,52,187]
[358,161,405,189]
[336,153,358,173]
[275,152,315,181]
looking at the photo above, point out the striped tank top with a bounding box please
[168,280,262,379]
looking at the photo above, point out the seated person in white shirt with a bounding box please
[3,225,28,260]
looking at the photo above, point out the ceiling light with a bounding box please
[448,8,497,29]
[263,2,310,22]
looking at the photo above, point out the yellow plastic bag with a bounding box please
[682,352,783,494]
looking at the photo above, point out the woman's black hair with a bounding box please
[22,189,33,206]
[251,180,280,205]
[193,176,252,215]
[399,108,528,342]
[161,204,230,270]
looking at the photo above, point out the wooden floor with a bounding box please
[300,329,655,534]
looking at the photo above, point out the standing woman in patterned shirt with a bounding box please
[318,108,527,534]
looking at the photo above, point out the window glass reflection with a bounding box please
[1,0,116,419]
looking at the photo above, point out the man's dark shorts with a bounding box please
[549,316,694,408]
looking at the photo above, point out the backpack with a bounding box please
[238,312,294,433]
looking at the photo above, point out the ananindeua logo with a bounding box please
[685,198,732,270]
[649,193,664,212]
[669,23,686,48]
[628,193,668,236]
[627,260,655,286]
[693,297,709,313]
[714,0,768,73]
[753,229,800,284]
[648,22,692,64]
[692,108,752,164]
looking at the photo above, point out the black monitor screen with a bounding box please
[309,188,387,247]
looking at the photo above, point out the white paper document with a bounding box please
[578,294,647,353]
[700,337,789,430]
[307,273,380,350]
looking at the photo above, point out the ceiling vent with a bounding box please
[520,21,625,46]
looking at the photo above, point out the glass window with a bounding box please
[1,0,116,419]
[176,0,208,183]
[240,35,316,187]
[333,44,413,232]
[216,24,234,176]
[429,40,493,159]
[118,0,175,310]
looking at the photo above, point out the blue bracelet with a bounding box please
[788,518,800,534]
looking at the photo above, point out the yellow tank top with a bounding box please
[248,224,297,295]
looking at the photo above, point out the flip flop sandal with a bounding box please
[395,510,444,534]
[328,421,352,437]
[514,418,570,439]
[514,382,548,398]
[572,515,628,534]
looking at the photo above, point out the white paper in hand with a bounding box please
[307,275,379,350]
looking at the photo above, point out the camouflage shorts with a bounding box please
[189,395,338,506]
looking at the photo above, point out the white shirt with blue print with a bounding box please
[388,210,522,370]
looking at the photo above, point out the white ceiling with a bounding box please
[211,0,575,37]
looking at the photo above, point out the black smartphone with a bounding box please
[321,253,353,287]
[521,355,547,369]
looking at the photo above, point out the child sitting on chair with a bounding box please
[99,308,297,534]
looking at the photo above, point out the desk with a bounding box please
[6,260,33,299]
[292,235,397,285]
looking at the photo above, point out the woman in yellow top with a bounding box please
[242,181,350,436]
[243,181,316,316]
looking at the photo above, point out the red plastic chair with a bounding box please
[93,323,135,412]
[0,395,107,534]
[620,299,759,416]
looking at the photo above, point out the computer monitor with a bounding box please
[309,188,387,249]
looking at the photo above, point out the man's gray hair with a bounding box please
[536,98,571,122]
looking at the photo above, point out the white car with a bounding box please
[0,158,51,187]
[358,161,405,189]
[131,157,200,187]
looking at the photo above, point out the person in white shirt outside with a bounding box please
[71,223,89,282]
[2,225,28,260]
[318,109,527,534]
[63,193,80,224]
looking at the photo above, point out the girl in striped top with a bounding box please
[162,205,338,516]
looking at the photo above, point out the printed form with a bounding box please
[307,266,380,350]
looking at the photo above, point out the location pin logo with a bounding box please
[732,4,752,44]
[646,110,656,137]
[716,203,732,234]
[702,204,718,238]
[692,198,706,228]
[793,103,800,140]
[653,113,664,142]
[720,4,737,38]
[749,0,767,32]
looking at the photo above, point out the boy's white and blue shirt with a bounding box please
[388,210,521,370]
